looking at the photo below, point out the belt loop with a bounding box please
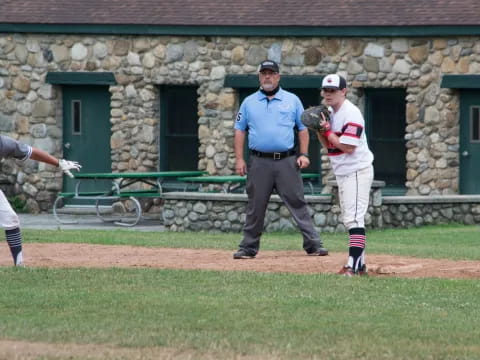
[274,152,281,160]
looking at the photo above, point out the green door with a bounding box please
[62,86,111,194]
[459,90,480,194]
[238,88,322,174]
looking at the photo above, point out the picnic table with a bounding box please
[178,173,321,194]
[53,171,207,227]
[178,175,247,193]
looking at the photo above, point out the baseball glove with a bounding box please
[301,105,331,132]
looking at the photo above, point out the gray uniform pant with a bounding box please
[238,154,322,255]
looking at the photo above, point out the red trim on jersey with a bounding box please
[341,122,363,139]
[341,133,360,139]
[327,134,344,156]
[343,122,363,130]
[327,151,344,156]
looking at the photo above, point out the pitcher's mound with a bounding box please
[2,243,480,279]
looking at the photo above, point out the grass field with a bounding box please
[1,224,479,359]
[23,223,480,260]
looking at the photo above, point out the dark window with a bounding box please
[286,88,322,176]
[159,86,199,171]
[365,88,407,188]
[72,100,81,134]
[471,106,480,142]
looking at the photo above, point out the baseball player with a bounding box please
[1,134,81,266]
[232,60,328,259]
[317,74,374,276]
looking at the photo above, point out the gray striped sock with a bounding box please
[6,227,23,266]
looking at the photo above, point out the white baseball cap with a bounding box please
[322,74,347,90]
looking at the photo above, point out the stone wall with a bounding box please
[161,192,336,233]
[161,191,480,233]
[162,181,385,232]
[1,33,480,210]
[381,196,480,227]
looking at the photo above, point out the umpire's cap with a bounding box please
[258,60,279,73]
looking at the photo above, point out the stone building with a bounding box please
[1,0,480,212]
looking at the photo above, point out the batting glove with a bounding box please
[59,159,82,178]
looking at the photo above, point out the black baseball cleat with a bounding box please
[307,247,329,256]
[233,249,256,259]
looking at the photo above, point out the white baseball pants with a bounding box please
[0,190,20,230]
[336,165,374,230]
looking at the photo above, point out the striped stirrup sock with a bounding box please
[347,227,366,272]
[5,227,23,266]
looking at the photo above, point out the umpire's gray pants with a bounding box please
[238,155,322,255]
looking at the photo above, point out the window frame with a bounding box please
[470,106,480,143]
[71,99,82,135]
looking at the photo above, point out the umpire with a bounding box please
[232,60,328,259]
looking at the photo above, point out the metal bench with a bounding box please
[178,173,321,194]
[53,189,161,227]
[53,171,206,227]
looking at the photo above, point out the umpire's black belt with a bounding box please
[250,149,296,160]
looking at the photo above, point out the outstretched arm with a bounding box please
[30,147,82,178]
[29,147,60,166]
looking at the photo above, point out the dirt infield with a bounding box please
[2,243,480,279]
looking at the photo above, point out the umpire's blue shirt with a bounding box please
[234,88,305,152]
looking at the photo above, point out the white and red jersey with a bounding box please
[326,99,374,176]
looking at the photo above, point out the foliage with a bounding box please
[7,195,27,213]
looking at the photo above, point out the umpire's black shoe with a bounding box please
[233,249,256,259]
[307,247,329,256]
